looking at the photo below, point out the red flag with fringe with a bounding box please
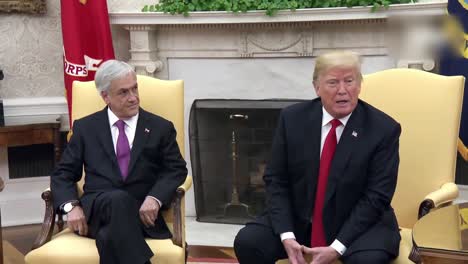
[61,0,115,124]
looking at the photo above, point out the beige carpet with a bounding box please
[3,240,25,264]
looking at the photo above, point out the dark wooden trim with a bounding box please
[172,187,185,248]
[415,247,468,263]
[31,190,56,250]
[418,199,435,219]
[410,244,422,264]
[57,214,64,232]
[0,209,3,264]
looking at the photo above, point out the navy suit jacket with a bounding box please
[257,98,401,256]
[51,107,188,239]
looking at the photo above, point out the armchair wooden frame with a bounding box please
[27,75,191,264]
[31,184,190,261]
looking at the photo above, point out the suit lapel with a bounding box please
[324,103,365,206]
[96,108,120,171]
[304,101,323,204]
[127,108,151,178]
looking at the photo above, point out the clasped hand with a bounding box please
[283,239,340,264]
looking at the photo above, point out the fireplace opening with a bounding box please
[189,99,306,224]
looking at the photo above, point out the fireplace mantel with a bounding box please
[110,2,446,217]
[110,2,445,25]
[110,2,446,79]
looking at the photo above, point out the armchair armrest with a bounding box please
[32,176,194,250]
[170,175,193,248]
[178,175,193,193]
[418,182,459,219]
[31,188,56,250]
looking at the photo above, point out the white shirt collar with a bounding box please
[107,107,139,129]
[321,107,352,127]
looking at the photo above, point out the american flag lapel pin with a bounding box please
[145,128,150,133]
[352,131,358,137]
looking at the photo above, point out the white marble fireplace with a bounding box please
[109,2,446,222]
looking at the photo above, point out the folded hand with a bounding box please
[139,196,160,228]
[302,246,339,264]
[67,205,88,236]
[283,239,307,264]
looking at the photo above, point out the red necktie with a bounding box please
[311,119,341,247]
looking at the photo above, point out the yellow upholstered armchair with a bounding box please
[25,75,192,264]
[360,68,465,263]
[277,68,464,264]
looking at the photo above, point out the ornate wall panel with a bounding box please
[0,0,61,98]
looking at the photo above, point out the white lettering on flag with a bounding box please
[63,51,104,77]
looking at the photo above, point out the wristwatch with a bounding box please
[63,200,80,214]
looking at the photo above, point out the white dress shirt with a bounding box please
[107,108,138,152]
[280,107,352,256]
[107,108,162,207]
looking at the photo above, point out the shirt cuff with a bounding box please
[146,196,162,207]
[330,239,347,255]
[280,232,296,241]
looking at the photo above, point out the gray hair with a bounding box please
[94,60,135,93]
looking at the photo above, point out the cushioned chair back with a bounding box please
[71,75,185,235]
[360,68,464,228]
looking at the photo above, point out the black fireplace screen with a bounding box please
[189,99,306,224]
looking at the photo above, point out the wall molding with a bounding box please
[3,96,69,130]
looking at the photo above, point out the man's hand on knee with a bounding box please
[302,246,339,264]
[139,196,160,228]
[67,206,88,236]
[282,239,307,264]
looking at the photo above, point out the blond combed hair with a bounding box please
[313,50,363,82]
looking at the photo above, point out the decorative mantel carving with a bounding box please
[110,2,446,78]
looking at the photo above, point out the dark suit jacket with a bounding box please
[257,98,401,256]
[51,107,188,239]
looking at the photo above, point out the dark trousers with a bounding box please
[234,223,393,264]
[87,190,153,264]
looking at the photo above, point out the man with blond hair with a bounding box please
[234,51,401,264]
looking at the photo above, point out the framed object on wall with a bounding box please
[0,0,46,14]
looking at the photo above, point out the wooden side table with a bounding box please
[0,123,62,163]
[411,203,468,263]
[0,123,61,264]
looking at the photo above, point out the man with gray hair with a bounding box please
[234,51,401,264]
[51,60,188,264]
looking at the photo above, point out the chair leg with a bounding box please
[185,242,189,264]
